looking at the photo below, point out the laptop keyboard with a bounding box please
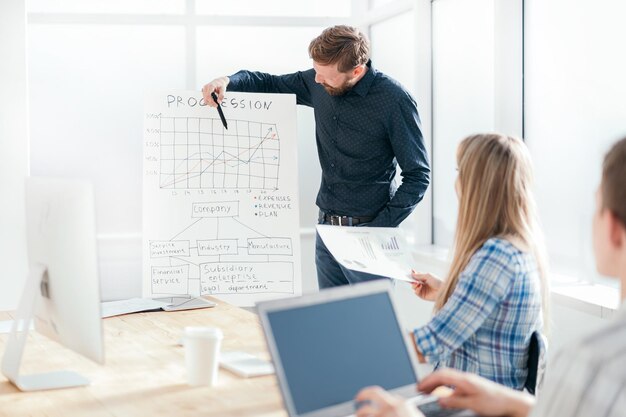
[417,400,464,417]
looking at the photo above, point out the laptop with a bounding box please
[257,280,476,417]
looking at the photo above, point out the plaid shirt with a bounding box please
[413,237,543,389]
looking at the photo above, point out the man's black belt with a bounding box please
[324,213,374,226]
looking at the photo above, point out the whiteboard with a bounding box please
[143,91,301,306]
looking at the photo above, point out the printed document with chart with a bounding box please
[143,91,301,306]
[316,225,415,282]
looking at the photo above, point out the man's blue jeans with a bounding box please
[315,214,389,289]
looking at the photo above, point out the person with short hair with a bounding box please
[355,136,626,417]
[202,25,430,289]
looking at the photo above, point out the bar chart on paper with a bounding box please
[316,225,415,282]
[143,91,301,307]
[381,237,400,251]
[158,117,281,191]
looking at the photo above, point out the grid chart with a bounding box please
[159,117,280,190]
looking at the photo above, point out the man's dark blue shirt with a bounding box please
[227,61,430,227]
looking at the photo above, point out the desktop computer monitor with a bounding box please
[1,177,104,391]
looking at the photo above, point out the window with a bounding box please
[431,0,498,247]
[367,2,433,245]
[27,3,350,299]
[196,0,351,17]
[27,4,347,237]
[29,24,186,233]
[370,11,416,94]
[196,26,322,79]
[27,0,185,14]
[524,0,626,285]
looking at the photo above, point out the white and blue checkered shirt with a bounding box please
[413,237,544,389]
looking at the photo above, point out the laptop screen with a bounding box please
[266,291,417,415]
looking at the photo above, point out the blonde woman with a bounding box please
[410,133,549,389]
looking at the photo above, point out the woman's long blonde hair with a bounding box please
[435,134,549,328]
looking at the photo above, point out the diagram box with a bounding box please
[191,201,239,218]
[151,265,189,295]
[200,262,293,295]
[247,237,293,255]
[150,240,190,258]
[197,239,239,256]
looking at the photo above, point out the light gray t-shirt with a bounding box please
[530,303,626,417]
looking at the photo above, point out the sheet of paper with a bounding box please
[220,351,275,377]
[143,91,302,307]
[101,298,170,318]
[316,225,415,282]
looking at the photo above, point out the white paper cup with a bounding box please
[183,326,223,386]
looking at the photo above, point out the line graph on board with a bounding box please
[158,117,280,190]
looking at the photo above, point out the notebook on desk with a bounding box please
[101,297,215,318]
[257,280,476,417]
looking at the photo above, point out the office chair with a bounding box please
[524,331,547,395]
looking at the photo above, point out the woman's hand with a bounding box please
[410,271,442,301]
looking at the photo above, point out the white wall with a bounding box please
[296,107,322,294]
[370,4,433,246]
[0,0,29,311]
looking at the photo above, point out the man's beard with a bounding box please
[322,78,356,96]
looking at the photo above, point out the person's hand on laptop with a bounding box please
[355,369,535,417]
[355,386,424,417]
[410,271,442,301]
[418,369,535,417]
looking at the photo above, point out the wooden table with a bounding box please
[0,298,287,417]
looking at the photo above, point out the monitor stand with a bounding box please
[1,263,90,391]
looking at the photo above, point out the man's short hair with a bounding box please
[308,25,370,73]
[602,136,626,226]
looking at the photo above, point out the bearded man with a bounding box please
[202,25,430,289]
